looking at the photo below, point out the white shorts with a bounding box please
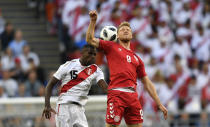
[55,103,88,127]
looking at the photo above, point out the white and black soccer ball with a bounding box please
[100,25,117,42]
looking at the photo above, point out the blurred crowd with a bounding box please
[0,5,61,126]
[0,0,210,126]
[0,10,56,99]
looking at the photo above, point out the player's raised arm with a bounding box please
[141,76,168,120]
[42,77,59,119]
[86,10,100,48]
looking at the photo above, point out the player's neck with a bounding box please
[119,41,130,50]
[79,59,87,66]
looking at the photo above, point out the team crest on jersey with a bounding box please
[86,68,92,75]
[118,48,122,51]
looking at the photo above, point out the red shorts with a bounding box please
[106,90,143,125]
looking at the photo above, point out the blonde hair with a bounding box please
[117,21,131,33]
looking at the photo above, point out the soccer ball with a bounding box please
[100,25,117,42]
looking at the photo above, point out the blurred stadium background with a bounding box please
[0,0,209,127]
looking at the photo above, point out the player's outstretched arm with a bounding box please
[141,76,168,120]
[97,79,108,93]
[86,10,100,48]
[42,77,59,119]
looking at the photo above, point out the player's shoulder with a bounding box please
[91,64,103,72]
[100,39,117,45]
[133,53,140,59]
[70,59,79,63]
[108,41,119,48]
[91,64,100,69]
[133,53,144,63]
[61,59,79,67]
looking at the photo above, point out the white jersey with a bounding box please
[54,59,104,105]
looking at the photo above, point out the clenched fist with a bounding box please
[89,10,97,22]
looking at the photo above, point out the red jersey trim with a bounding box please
[60,65,97,94]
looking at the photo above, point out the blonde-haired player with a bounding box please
[86,10,167,127]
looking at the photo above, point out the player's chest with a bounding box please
[112,47,139,66]
[65,65,96,81]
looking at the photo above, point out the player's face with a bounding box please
[82,48,96,66]
[117,26,132,42]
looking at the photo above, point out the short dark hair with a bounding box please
[81,44,96,54]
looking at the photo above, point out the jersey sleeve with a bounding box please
[99,39,114,54]
[53,62,69,80]
[137,57,147,78]
[95,67,105,83]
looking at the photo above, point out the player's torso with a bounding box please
[60,59,97,96]
[106,43,140,88]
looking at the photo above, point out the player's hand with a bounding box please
[89,10,97,21]
[158,104,168,120]
[42,106,56,119]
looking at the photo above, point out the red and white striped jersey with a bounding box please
[53,59,104,105]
